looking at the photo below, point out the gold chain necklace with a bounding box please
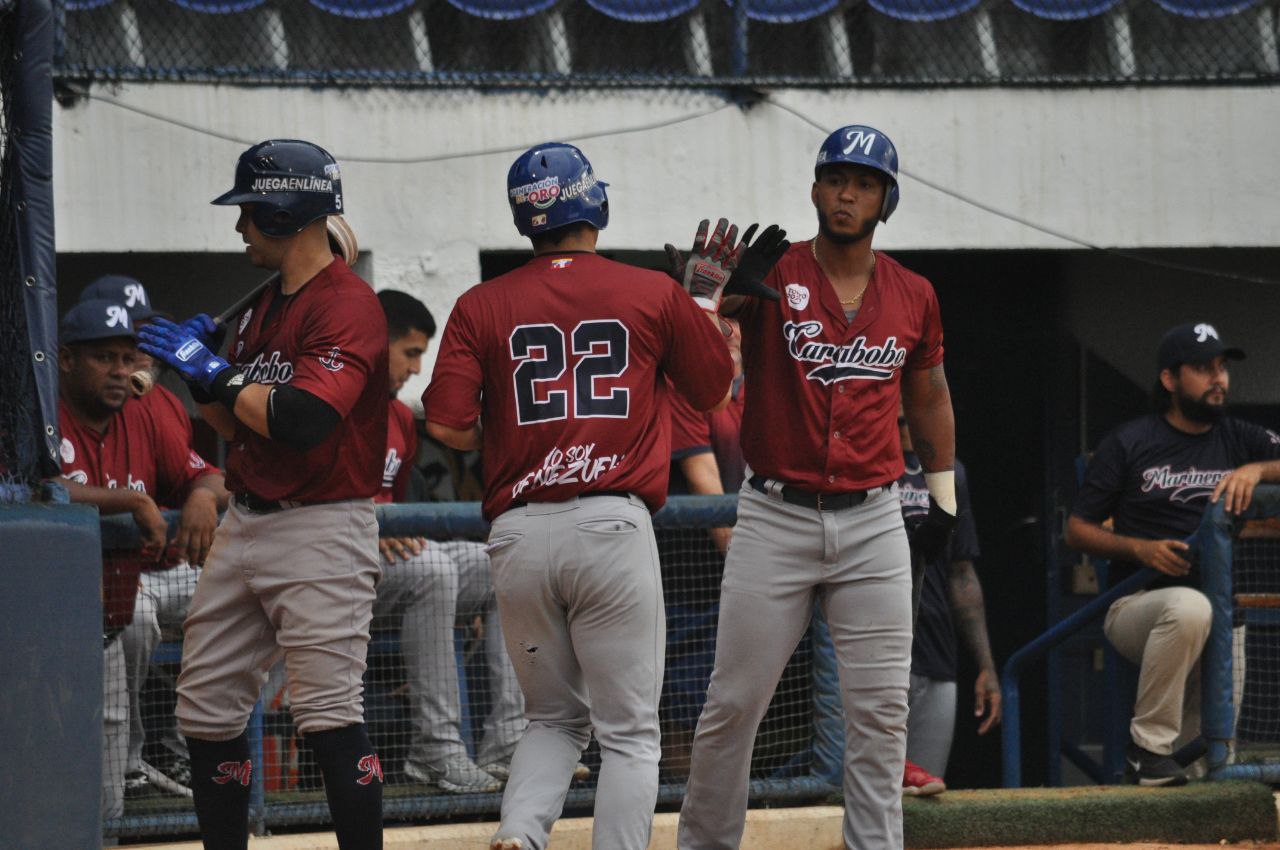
[812,239,875,305]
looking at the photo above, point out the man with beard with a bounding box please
[677,125,958,850]
[1066,322,1280,786]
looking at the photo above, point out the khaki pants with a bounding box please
[1104,586,1212,755]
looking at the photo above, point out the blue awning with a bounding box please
[726,0,841,23]
[588,0,699,21]
[1011,0,1122,20]
[307,0,416,17]
[867,0,983,22]
[445,0,560,18]
[1153,0,1257,16]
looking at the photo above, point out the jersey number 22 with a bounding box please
[510,320,629,425]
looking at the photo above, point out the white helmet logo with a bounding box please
[1194,323,1219,343]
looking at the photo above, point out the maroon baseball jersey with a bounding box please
[736,242,944,491]
[141,384,194,442]
[376,398,418,505]
[224,257,389,502]
[58,397,219,630]
[670,379,747,494]
[424,252,733,520]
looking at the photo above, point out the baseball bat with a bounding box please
[130,216,360,396]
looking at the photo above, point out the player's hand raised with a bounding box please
[724,223,788,303]
[666,218,740,312]
[179,313,228,354]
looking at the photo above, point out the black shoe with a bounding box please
[1125,742,1188,787]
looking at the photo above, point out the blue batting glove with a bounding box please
[138,318,231,390]
[179,313,227,352]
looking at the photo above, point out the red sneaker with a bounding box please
[902,759,946,796]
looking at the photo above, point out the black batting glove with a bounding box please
[724,223,788,303]
[905,497,959,564]
[665,218,740,312]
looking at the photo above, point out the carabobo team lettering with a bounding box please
[250,177,334,193]
[782,321,907,385]
[1140,465,1230,504]
[240,351,294,384]
[512,443,625,500]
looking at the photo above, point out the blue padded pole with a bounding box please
[1202,484,1280,776]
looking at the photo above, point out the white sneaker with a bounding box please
[404,756,502,793]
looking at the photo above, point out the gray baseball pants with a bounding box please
[906,674,957,778]
[176,499,381,740]
[372,539,524,770]
[486,494,664,850]
[678,481,912,850]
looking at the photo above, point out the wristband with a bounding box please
[188,383,217,405]
[210,368,249,411]
[923,470,958,515]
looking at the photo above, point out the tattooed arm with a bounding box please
[948,558,1002,734]
[901,363,955,473]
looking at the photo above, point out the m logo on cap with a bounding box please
[106,306,130,329]
[123,283,148,308]
[1194,323,1219,343]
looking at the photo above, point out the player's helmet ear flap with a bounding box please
[507,143,610,238]
[814,125,900,222]
[212,139,344,238]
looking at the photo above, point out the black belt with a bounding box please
[511,490,632,510]
[749,475,875,512]
[234,492,324,514]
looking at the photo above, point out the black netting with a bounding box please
[1231,528,1280,751]
[0,4,42,502]
[56,0,1280,88]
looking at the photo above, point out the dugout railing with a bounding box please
[1001,483,1280,788]
[99,494,832,841]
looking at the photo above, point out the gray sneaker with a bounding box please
[405,756,502,793]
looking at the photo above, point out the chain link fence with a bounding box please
[55,0,1280,87]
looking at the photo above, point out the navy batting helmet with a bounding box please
[212,139,343,238]
[507,143,609,237]
[814,125,899,222]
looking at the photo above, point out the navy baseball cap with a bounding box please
[79,275,160,322]
[1157,322,1245,371]
[60,299,137,346]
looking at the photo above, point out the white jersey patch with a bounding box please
[785,283,810,311]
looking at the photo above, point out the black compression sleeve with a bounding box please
[267,386,341,451]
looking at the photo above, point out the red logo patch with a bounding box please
[356,754,383,786]
[212,759,253,786]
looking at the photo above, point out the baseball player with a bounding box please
[1065,322,1280,786]
[54,298,227,822]
[810,411,1000,796]
[423,143,740,850]
[372,288,521,793]
[677,125,958,850]
[78,274,201,799]
[137,139,389,850]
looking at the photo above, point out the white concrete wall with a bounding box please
[53,84,1280,400]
